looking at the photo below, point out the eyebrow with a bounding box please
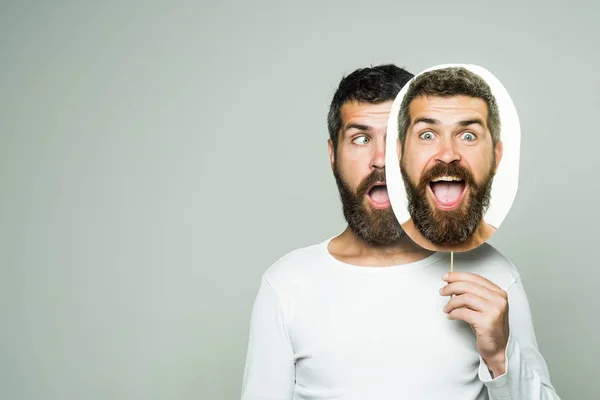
[343,123,372,135]
[458,118,486,128]
[411,117,486,128]
[412,117,440,126]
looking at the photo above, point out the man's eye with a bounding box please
[352,136,369,145]
[460,131,477,141]
[419,131,434,140]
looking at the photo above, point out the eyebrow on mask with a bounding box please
[458,118,486,128]
[411,117,486,128]
[412,117,440,126]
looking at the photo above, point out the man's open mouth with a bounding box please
[367,183,390,209]
[428,176,467,210]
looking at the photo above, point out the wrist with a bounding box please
[483,352,506,377]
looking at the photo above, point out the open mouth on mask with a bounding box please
[367,183,390,209]
[427,176,467,211]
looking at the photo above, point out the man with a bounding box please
[240,64,559,399]
[398,67,501,252]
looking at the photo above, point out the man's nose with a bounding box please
[371,139,386,169]
[435,136,461,164]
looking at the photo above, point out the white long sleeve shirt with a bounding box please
[241,238,560,399]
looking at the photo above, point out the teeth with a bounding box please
[431,176,461,182]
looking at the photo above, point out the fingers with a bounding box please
[446,306,479,326]
[444,292,509,326]
[444,294,505,326]
[440,281,495,301]
[440,273,509,321]
[442,272,505,297]
[443,293,487,313]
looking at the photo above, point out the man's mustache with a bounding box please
[417,162,477,191]
[357,170,387,198]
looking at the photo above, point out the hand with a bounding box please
[440,272,509,377]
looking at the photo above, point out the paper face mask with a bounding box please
[385,64,520,253]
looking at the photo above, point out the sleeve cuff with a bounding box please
[478,334,516,396]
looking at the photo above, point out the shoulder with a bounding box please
[456,242,521,290]
[261,238,331,289]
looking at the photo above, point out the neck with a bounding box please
[328,226,434,267]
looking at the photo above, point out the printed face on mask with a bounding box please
[385,64,520,253]
[399,95,502,250]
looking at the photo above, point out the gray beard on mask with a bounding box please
[333,163,403,246]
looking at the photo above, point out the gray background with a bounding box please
[1,0,598,399]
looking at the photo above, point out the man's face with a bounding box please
[399,95,503,245]
[328,100,402,246]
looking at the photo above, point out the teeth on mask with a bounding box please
[431,176,461,182]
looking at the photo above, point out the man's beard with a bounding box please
[400,159,494,246]
[333,163,402,246]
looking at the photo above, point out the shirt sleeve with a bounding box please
[240,277,295,400]
[479,277,561,399]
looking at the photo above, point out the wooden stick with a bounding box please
[450,251,454,273]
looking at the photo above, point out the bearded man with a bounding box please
[240,64,559,400]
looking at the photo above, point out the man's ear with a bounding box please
[494,140,503,174]
[327,139,335,171]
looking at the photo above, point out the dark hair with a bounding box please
[397,67,500,147]
[327,64,414,149]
